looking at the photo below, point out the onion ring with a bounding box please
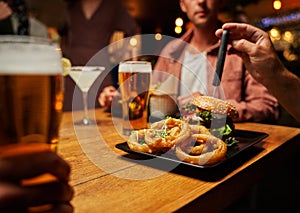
[127,129,154,153]
[189,124,211,135]
[144,118,191,152]
[175,134,227,165]
[127,118,191,154]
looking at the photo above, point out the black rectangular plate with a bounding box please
[115,129,268,169]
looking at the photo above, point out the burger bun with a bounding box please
[190,96,239,119]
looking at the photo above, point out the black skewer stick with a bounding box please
[212,30,229,96]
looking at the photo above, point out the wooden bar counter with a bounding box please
[58,109,300,213]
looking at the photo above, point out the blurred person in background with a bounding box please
[152,0,279,123]
[216,23,300,122]
[59,0,139,111]
[0,0,48,37]
[0,0,29,35]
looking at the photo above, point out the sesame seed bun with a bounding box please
[190,96,239,119]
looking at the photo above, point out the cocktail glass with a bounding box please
[69,66,105,125]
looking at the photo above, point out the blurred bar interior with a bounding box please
[28,0,300,64]
[27,0,300,126]
[28,0,300,69]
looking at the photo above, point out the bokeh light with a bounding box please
[273,0,282,10]
[175,26,182,34]
[175,17,183,27]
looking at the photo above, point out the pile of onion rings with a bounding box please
[127,118,227,165]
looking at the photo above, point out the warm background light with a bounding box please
[269,28,281,40]
[282,31,294,43]
[175,17,183,27]
[129,37,138,47]
[273,0,282,10]
[155,33,162,41]
[174,26,182,34]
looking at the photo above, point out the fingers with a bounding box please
[215,28,223,38]
[177,92,202,107]
[231,39,258,56]
[230,36,274,60]
[219,23,269,44]
[0,144,71,182]
[25,182,74,207]
[0,2,12,20]
[0,182,73,211]
[221,23,258,40]
[216,23,274,58]
[98,92,106,107]
[0,144,73,211]
[29,203,74,213]
[42,203,74,213]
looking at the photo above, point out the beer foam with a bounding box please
[0,38,62,75]
[118,61,152,73]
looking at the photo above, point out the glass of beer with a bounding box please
[0,35,64,151]
[118,61,152,135]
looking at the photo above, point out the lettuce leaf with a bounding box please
[211,124,239,146]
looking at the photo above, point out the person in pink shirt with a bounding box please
[153,0,279,122]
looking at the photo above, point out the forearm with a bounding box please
[266,68,300,122]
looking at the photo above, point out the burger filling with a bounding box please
[181,103,238,146]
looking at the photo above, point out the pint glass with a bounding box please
[118,61,152,135]
[0,35,64,151]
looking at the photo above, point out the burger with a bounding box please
[181,96,239,146]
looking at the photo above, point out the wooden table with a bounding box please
[58,109,300,213]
